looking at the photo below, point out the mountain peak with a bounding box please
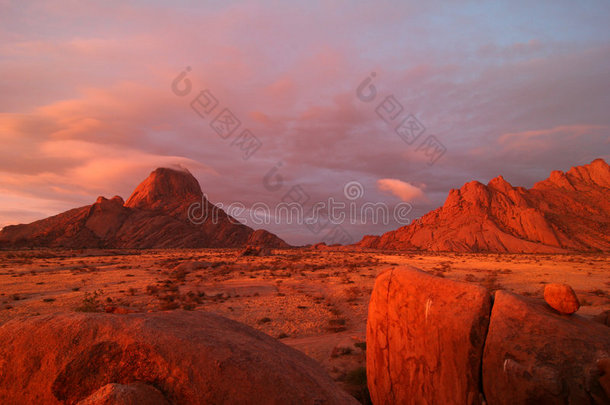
[125,167,203,210]
[488,175,513,193]
[566,158,610,188]
[534,158,610,190]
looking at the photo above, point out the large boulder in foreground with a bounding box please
[0,311,357,405]
[483,290,610,404]
[366,266,491,405]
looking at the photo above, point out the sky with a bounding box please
[1,0,609,245]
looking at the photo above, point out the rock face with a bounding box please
[0,311,357,405]
[366,267,610,405]
[366,266,491,404]
[0,168,288,249]
[356,159,610,253]
[483,291,610,404]
[544,283,580,314]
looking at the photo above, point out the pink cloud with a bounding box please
[377,179,425,202]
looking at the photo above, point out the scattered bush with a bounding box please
[354,342,366,351]
[146,284,159,295]
[330,346,352,358]
[75,290,103,312]
[159,301,180,310]
[327,318,347,332]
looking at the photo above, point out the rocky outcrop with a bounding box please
[0,311,357,405]
[356,159,610,253]
[366,266,491,404]
[366,267,610,405]
[483,291,610,404]
[0,168,288,249]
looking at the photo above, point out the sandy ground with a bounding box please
[1,248,609,402]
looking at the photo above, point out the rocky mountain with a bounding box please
[0,168,288,249]
[357,159,610,253]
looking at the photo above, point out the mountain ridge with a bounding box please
[355,159,610,253]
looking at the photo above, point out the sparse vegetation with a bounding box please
[330,346,352,358]
[1,248,607,402]
[75,290,103,312]
[327,318,347,333]
[354,342,366,351]
[482,272,502,292]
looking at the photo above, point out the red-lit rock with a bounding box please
[76,382,169,405]
[482,290,610,404]
[366,266,491,404]
[0,311,356,405]
[543,283,580,314]
[356,159,610,253]
[0,168,288,249]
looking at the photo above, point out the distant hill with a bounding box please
[356,159,610,253]
[0,168,288,249]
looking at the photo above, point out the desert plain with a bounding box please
[1,248,608,402]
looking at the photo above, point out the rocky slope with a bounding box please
[357,159,610,253]
[0,168,288,249]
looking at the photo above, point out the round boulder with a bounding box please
[544,283,580,314]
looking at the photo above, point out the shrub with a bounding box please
[145,285,159,295]
[330,346,352,358]
[160,301,180,310]
[327,318,347,332]
[354,342,366,351]
[75,290,103,312]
